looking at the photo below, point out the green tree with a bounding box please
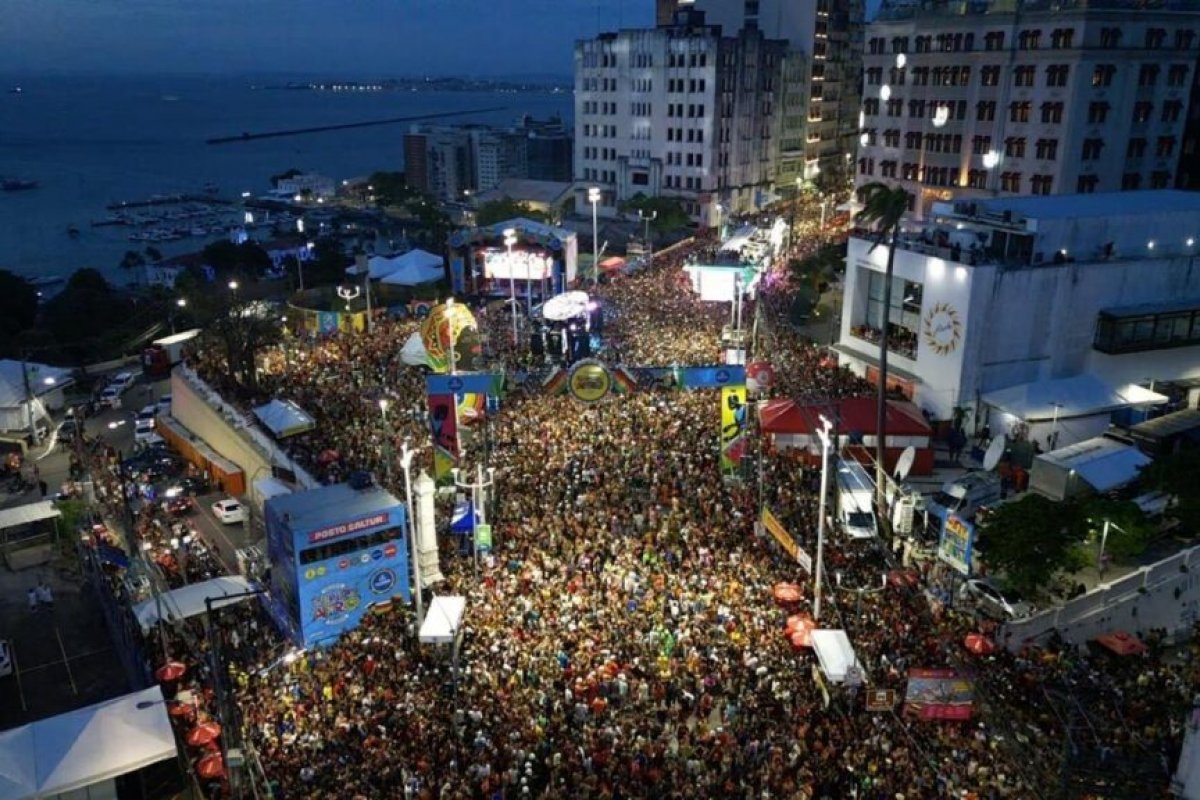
[1138,449,1200,533]
[855,182,911,527]
[475,197,546,226]
[620,194,690,236]
[304,238,351,287]
[976,494,1090,595]
[119,250,146,271]
[189,288,281,396]
[144,246,163,263]
[1080,497,1154,561]
[201,241,273,281]
[366,171,421,207]
[40,269,137,359]
[0,270,38,337]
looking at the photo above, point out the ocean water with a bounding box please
[0,74,572,283]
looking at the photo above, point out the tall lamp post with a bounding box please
[637,209,657,259]
[588,186,601,286]
[814,414,833,622]
[504,227,519,346]
[399,440,423,630]
[171,297,187,334]
[1098,518,1128,579]
[452,464,495,580]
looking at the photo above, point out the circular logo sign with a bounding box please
[338,559,350,570]
[369,568,397,595]
[371,548,384,561]
[714,368,731,385]
[922,302,963,356]
[383,543,398,558]
[448,377,464,392]
[567,359,612,403]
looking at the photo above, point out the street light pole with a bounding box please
[504,228,519,346]
[814,414,833,622]
[399,440,423,631]
[588,186,601,286]
[1098,518,1128,579]
[452,464,495,580]
[638,209,657,260]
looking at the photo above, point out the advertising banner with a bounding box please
[903,668,975,721]
[427,394,458,480]
[425,373,505,398]
[720,384,748,473]
[938,513,975,576]
[760,506,811,572]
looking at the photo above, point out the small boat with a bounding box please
[2,178,37,191]
[8,86,21,95]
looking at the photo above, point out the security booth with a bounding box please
[265,482,409,647]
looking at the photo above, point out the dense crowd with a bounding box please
[176,234,1197,799]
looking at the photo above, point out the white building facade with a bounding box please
[835,191,1200,433]
[858,0,1200,218]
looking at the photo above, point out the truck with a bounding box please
[142,328,201,379]
[836,459,877,539]
[925,472,1003,525]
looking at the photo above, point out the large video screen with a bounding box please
[483,248,553,281]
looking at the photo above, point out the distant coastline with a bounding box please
[255,77,571,95]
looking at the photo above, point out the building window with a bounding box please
[1045,65,1070,88]
[1100,27,1122,49]
[967,169,987,189]
[1000,172,1022,192]
[866,67,883,86]
[1122,172,1142,190]
[892,36,909,53]
[1092,64,1116,87]
[1040,102,1064,124]
[1132,102,1154,124]
[985,31,1005,51]
[1081,138,1104,160]
[1018,29,1041,50]
[1051,28,1074,49]
[1030,175,1053,195]
[1077,174,1099,193]
[1139,64,1160,87]
[1168,64,1190,87]
[1176,29,1196,50]
[980,65,1001,87]
[886,99,903,117]
[1127,138,1148,158]
[1035,138,1058,160]
[972,135,992,155]
[1145,28,1167,49]
[1004,137,1026,158]
[1156,136,1176,158]
[880,160,898,178]
[1162,101,1184,124]
[1087,102,1109,125]
[908,99,926,118]
[863,99,880,116]
[1014,66,1036,87]
[1150,170,1171,189]
[1009,101,1031,123]
[858,157,875,176]
[887,129,903,148]
[912,67,929,86]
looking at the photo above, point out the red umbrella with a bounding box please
[789,627,814,650]
[167,702,196,721]
[887,569,920,589]
[1093,630,1148,656]
[772,583,803,605]
[964,632,996,655]
[196,753,225,781]
[186,721,222,748]
[155,661,187,683]
[318,449,340,464]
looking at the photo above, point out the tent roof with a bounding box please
[132,575,259,631]
[420,595,466,644]
[0,361,74,408]
[1093,630,1148,656]
[0,686,176,800]
[760,397,931,437]
[379,260,444,286]
[253,399,315,439]
[810,629,859,684]
[982,374,1167,422]
[0,501,61,533]
[1035,436,1152,494]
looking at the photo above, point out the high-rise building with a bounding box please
[574,8,804,224]
[692,0,865,187]
[858,0,1200,218]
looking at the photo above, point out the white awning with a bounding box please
[0,501,61,533]
[253,398,315,439]
[983,374,1167,422]
[811,629,860,684]
[133,575,259,631]
[0,686,176,800]
[1036,437,1152,494]
[419,595,465,644]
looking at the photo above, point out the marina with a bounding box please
[90,196,277,244]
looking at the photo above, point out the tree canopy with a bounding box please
[201,241,273,282]
[475,197,546,227]
[0,270,38,338]
[619,194,691,236]
[975,494,1089,596]
[1138,448,1200,533]
[39,268,140,361]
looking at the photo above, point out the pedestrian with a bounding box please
[28,587,39,612]
[37,580,54,608]
[39,480,48,498]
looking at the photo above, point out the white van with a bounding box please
[926,472,1003,524]
[836,460,877,539]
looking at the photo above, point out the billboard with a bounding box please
[482,248,554,281]
[938,513,975,575]
[903,668,975,721]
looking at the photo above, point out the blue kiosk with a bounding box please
[265,483,410,647]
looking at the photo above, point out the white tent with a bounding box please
[419,595,465,644]
[401,331,429,367]
[133,575,259,631]
[810,629,860,684]
[1029,436,1153,501]
[0,686,176,800]
[253,398,315,438]
[0,501,60,533]
[983,374,1166,422]
[380,261,443,287]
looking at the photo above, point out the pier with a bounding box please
[206,106,508,145]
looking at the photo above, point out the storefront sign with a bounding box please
[308,512,390,545]
[865,689,896,711]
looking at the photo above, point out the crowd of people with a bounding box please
[167,231,1200,799]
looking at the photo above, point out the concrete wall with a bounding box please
[1001,544,1200,651]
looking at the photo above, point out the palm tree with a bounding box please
[854,182,911,535]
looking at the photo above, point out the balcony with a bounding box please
[850,323,918,361]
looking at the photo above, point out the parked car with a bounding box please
[960,578,1031,619]
[98,372,136,407]
[174,475,211,496]
[926,472,1004,524]
[0,639,12,678]
[165,495,194,516]
[211,498,247,524]
[134,414,158,444]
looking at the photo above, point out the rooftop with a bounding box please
[265,482,401,533]
[877,0,1200,22]
[964,191,1200,223]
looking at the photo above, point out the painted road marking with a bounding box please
[55,628,78,695]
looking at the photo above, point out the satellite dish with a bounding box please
[982,436,1005,472]
[894,446,916,481]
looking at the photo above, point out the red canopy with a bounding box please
[772,583,803,605]
[760,396,931,438]
[155,661,187,683]
[1093,630,1147,656]
[186,721,222,747]
[964,633,996,655]
[196,753,225,780]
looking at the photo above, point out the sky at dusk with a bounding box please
[0,0,652,78]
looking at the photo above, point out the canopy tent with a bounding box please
[1093,630,1148,656]
[541,291,591,322]
[983,374,1167,422]
[380,263,443,286]
[810,629,860,684]
[419,595,466,644]
[0,686,176,800]
[0,501,61,532]
[1029,436,1152,501]
[400,331,428,367]
[0,360,74,408]
[760,396,931,437]
[133,575,259,631]
[253,399,315,439]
